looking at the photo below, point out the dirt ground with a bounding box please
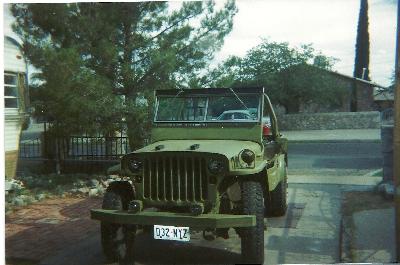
[341,190,394,217]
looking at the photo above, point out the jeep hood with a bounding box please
[133,140,262,159]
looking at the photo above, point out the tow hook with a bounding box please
[216,228,229,239]
[203,229,216,241]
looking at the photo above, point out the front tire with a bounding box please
[241,180,265,264]
[101,183,135,264]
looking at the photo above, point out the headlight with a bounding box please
[240,149,255,165]
[208,158,225,175]
[128,158,142,173]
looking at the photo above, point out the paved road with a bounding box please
[288,142,382,176]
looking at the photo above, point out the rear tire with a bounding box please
[240,180,265,264]
[265,165,288,217]
[101,183,135,264]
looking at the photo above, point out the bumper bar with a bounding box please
[91,209,256,229]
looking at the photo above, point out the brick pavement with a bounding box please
[5,196,102,262]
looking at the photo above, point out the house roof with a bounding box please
[284,63,392,101]
[323,68,393,101]
[284,63,387,89]
[323,68,387,89]
[374,88,394,101]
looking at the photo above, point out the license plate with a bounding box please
[153,225,190,242]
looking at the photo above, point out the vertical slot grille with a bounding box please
[142,155,208,202]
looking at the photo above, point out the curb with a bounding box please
[287,139,381,144]
[288,175,381,186]
[340,215,353,262]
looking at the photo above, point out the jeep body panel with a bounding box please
[266,153,286,191]
[91,209,256,229]
[129,139,265,175]
[151,124,263,144]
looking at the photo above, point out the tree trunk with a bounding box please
[126,117,144,151]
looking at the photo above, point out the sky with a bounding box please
[213,0,397,87]
[3,0,398,86]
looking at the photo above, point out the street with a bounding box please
[288,142,382,176]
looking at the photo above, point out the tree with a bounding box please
[352,0,371,111]
[196,40,345,113]
[11,2,237,148]
[353,0,370,80]
[274,63,345,113]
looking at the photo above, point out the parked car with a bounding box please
[91,87,288,264]
[217,110,255,121]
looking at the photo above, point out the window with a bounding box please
[155,94,260,122]
[4,73,19,108]
[156,97,207,121]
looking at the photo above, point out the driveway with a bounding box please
[6,182,362,265]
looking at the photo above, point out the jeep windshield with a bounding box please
[155,93,260,122]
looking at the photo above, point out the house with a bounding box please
[285,65,388,113]
[4,36,29,178]
[323,69,388,112]
[373,86,394,111]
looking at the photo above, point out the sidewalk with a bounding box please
[281,129,381,143]
[341,190,395,263]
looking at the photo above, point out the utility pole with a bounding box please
[394,0,400,261]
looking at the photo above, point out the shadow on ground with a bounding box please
[134,233,241,264]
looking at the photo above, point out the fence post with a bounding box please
[55,137,61,174]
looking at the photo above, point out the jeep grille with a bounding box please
[142,155,208,202]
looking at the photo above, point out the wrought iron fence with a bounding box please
[19,138,42,158]
[19,131,130,161]
[65,132,130,160]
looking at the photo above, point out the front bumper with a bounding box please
[90,209,256,229]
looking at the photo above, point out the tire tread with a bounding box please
[241,180,264,264]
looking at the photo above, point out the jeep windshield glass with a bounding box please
[155,94,260,122]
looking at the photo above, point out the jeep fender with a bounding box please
[266,154,286,191]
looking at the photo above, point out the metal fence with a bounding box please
[19,132,130,160]
[18,128,131,174]
[19,138,42,158]
[65,133,130,160]
[381,108,394,125]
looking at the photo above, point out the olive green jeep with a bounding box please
[91,87,288,264]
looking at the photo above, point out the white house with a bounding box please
[4,35,29,178]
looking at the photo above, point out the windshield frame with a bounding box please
[154,93,262,124]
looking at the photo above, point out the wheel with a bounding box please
[265,164,288,217]
[240,180,265,264]
[101,183,136,264]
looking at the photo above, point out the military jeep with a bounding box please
[91,87,288,264]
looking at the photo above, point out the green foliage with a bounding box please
[11,2,237,146]
[194,40,345,113]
